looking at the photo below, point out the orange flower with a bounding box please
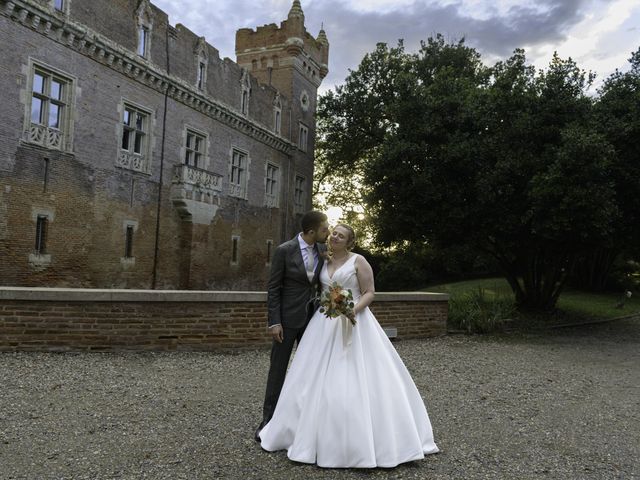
[330,287,345,304]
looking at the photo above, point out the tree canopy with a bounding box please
[316,36,639,310]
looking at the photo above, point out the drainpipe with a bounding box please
[284,105,294,241]
[151,25,171,289]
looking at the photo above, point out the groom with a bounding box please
[255,210,330,441]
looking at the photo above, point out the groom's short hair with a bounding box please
[301,211,328,234]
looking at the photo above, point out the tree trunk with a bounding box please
[516,251,573,312]
[573,248,618,292]
[494,249,573,312]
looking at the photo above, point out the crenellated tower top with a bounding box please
[235,0,329,92]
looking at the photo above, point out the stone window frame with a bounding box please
[240,69,251,116]
[116,99,154,175]
[136,0,154,60]
[183,126,209,170]
[228,147,250,200]
[194,37,209,91]
[231,235,241,266]
[293,174,306,214]
[266,239,273,266]
[121,220,138,266]
[273,94,282,135]
[22,59,76,153]
[264,162,280,208]
[29,208,55,269]
[298,123,308,152]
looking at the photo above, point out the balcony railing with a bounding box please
[27,123,63,150]
[172,164,223,192]
[116,150,150,174]
[265,193,279,208]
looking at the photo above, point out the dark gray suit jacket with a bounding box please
[267,236,325,329]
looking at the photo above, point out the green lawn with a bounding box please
[424,277,640,322]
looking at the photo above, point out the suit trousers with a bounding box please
[262,324,307,422]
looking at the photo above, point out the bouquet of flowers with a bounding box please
[319,282,356,325]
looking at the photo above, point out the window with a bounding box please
[197,61,206,90]
[266,239,273,266]
[138,26,149,57]
[241,90,249,115]
[185,130,205,168]
[135,0,153,59]
[35,215,48,255]
[229,149,248,198]
[117,103,152,174]
[53,0,64,11]
[274,110,281,135]
[195,37,208,90]
[265,163,279,208]
[231,236,240,265]
[29,210,53,268]
[273,94,282,134]
[121,106,147,155]
[27,65,71,150]
[124,225,134,258]
[298,124,308,152]
[294,175,305,212]
[240,69,250,116]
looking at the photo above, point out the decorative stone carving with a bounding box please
[265,193,278,208]
[171,164,222,224]
[229,183,245,198]
[27,123,62,149]
[116,151,150,174]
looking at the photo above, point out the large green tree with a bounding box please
[571,48,640,291]
[318,36,619,311]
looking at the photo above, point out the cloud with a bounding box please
[152,0,640,92]
[303,0,596,89]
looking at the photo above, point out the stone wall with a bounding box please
[0,288,448,351]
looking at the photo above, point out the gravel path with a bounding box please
[1,317,638,480]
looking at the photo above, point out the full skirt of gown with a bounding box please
[259,256,439,468]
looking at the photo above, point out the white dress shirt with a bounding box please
[297,233,318,272]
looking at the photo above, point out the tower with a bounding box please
[235,1,329,138]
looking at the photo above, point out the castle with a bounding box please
[0,0,329,289]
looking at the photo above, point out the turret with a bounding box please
[235,1,329,92]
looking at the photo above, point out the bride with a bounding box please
[258,224,439,468]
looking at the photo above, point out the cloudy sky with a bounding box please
[153,0,640,94]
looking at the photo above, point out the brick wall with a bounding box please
[0,288,448,352]
[0,0,317,290]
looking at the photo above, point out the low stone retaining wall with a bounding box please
[0,288,448,352]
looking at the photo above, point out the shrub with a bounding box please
[448,287,516,333]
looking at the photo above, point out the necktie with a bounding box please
[306,246,315,272]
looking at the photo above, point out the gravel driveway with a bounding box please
[1,317,638,480]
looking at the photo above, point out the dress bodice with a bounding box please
[320,254,361,301]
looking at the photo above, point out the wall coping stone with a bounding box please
[0,287,449,303]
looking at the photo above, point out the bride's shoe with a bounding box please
[255,419,268,442]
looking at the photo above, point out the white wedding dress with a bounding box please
[259,254,439,468]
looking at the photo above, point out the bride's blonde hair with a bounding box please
[334,223,356,251]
